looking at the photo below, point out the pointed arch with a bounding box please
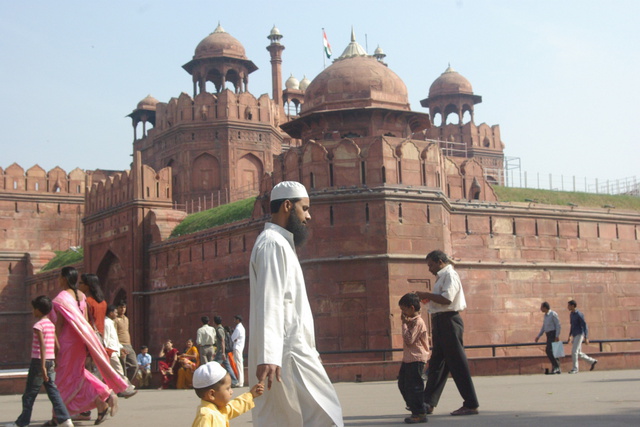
[191,153,220,192]
[96,250,127,305]
[237,153,263,196]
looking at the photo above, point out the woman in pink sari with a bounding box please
[51,267,128,425]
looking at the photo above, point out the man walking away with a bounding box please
[567,300,597,373]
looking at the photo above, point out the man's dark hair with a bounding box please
[399,293,421,311]
[117,300,127,307]
[107,304,118,315]
[201,316,210,325]
[568,300,577,308]
[213,315,222,325]
[234,314,243,322]
[32,295,52,315]
[425,250,449,264]
[141,345,148,351]
[270,198,301,214]
[541,301,550,310]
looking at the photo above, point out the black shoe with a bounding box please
[590,360,598,371]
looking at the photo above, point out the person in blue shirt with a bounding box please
[567,300,597,374]
[136,346,153,388]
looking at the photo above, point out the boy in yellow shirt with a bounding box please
[191,361,264,427]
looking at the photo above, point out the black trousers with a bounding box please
[545,331,560,370]
[398,361,426,415]
[423,312,479,409]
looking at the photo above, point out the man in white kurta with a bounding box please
[249,181,343,427]
[231,315,246,387]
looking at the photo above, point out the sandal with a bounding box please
[450,406,479,416]
[94,408,108,425]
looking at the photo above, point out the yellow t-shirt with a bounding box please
[191,393,255,427]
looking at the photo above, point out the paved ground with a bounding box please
[1,369,639,426]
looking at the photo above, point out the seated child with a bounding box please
[191,361,264,427]
[136,345,152,388]
[398,293,430,424]
[8,296,73,427]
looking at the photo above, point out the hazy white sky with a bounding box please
[1,0,638,186]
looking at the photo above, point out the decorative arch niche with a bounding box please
[191,153,220,192]
[237,153,263,194]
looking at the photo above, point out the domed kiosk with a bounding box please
[420,65,482,125]
[182,23,258,96]
[127,94,159,140]
[281,30,430,140]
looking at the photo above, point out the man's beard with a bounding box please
[286,213,309,247]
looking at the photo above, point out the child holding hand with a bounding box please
[191,361,264,427]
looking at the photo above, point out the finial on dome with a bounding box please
[213,22,225,34]
[337,27,368,60]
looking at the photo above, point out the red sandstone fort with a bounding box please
[1,25,638,382]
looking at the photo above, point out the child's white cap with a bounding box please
[270,181,308,202]
[193,361,227,389]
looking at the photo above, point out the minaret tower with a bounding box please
[266,25,285,107]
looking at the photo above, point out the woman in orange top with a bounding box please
[176,338,199,389]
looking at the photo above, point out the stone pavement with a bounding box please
[1,369,639,426]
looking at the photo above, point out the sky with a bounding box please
[1,0,638,189]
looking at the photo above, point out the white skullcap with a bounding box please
[192,361,227,389]
[270,181,309,202]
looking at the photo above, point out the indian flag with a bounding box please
[323,29,332,59]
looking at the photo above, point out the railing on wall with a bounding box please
[499,156,638,196]
[318,338,640,360]
[173,182,260,214]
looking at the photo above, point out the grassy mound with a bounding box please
[41,248,84,272]
[493,186,640,210]
[170,196,256,238]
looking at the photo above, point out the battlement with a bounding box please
[85,158,172,216]
[148,90,275,138]
[0,163,86,195]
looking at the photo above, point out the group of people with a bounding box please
[535,300,598,375]
[9,268,134,427]
[154,314,247,392]
[9,180,601,427]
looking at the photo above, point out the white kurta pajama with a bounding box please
[249,223,343,427]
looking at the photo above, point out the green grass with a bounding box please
[493,186,640,210]
[170,196,257,237]
[41,247,84,272]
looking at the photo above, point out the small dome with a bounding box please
[269,25,282,38]
[137,94,159,110]
[285,74,300,90]
[429,65,474,97]
[194,23,247,60]
[374,45,385,56]
[299,75,311,91]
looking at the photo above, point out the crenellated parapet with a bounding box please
[267,135,497,202]
[0,163,86,194]
[149,90,275,138]
[84,153,172,216]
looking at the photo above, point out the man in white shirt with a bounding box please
[104,305,136,397]
[249,181,343,427]
[196,316,216,365]
[415,250,479,417]
[231,315,246,387]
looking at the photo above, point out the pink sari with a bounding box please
[51,290,128,414]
